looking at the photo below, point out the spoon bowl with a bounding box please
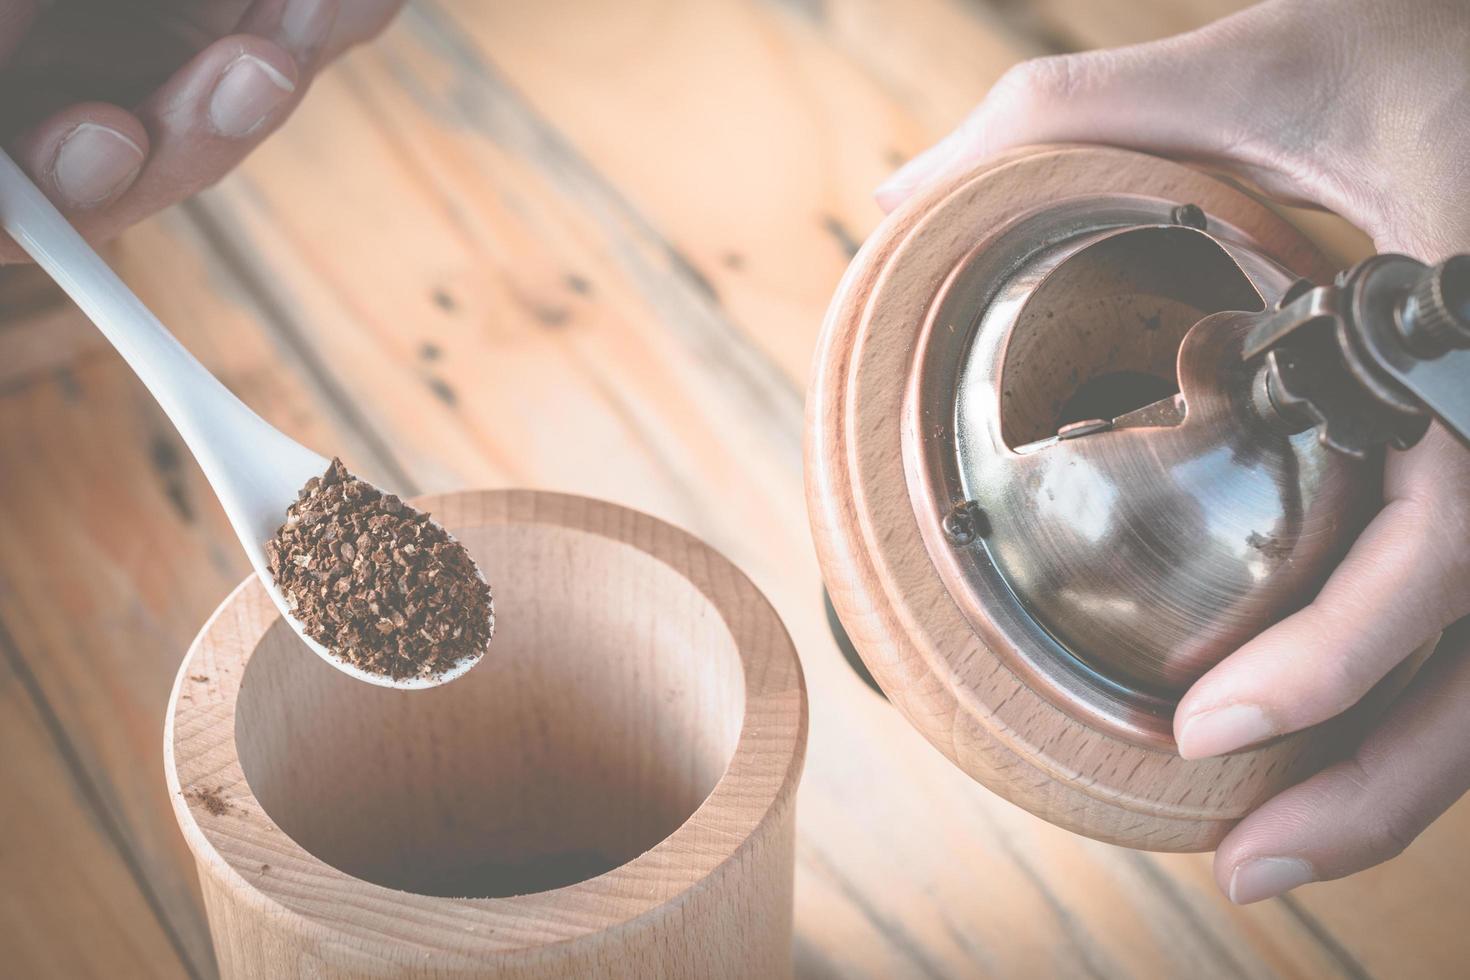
[0,147,487,689]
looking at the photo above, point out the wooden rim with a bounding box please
[807,145,1341,850]
[166,489,807,959]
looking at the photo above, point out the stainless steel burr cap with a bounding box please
[902,197,1377,743]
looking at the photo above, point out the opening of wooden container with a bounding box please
[237,521,745,898]
[167,491,806,979]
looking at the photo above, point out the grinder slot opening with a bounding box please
[999,226,1263,448]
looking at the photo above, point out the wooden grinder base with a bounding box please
[808,145,1384,851]
[167,490,807,978]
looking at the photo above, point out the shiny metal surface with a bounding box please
[903,202,1377,744]
[974,314,1374,696]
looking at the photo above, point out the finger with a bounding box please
[235,0,342,70]
[47,25,332,255]
[138,35,301,192]
[874,4,1333,213]
[113,0,342,214]
[1175,426,1470,759]
[0,34,302,264]
[320,0,403,61]
[1214,617,1470,904]
[9,102,148,212]
[0,3,340,264]
[118,0,341,211]
[876,43,1259,210]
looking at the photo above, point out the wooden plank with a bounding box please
[0,354,222,978]
[0,304,109,391]
[0,2,1449,977]
[1018,0,1254,50]
[417,0,1008,388]
[185,15,1112,975]
[771,0,1059,126]
[0,210,409,978]
[172,5,1380,975]
[1281,796,1470,980]
[0,635,190,979]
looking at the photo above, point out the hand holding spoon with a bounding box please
[0,147,487,689]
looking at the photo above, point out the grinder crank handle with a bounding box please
[1239,253,1470,459]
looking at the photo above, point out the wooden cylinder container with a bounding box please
[166,490,807,979]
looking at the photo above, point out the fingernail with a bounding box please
[1229,857,1316,904]
[281,0,337,55]
[1177,703,1277,759]
[50,123,144,208]
[209,54,296,139]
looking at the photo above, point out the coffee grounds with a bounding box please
[265,458,493,680]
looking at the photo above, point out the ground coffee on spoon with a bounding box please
[265,458,493,680]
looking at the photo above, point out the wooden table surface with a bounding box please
[0,2,1459,978]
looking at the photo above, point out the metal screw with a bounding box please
[1170,203,1207,230]
[942,500,986,545]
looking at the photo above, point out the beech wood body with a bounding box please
[166,490,807,978]
[807,145,1420,851]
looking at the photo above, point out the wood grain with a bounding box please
[0,641,190,980]
[434,0,1035,388]
[0,1,1465,977]
[168,491,806,978]
[174,17,1397,973]
[0,210,406,977]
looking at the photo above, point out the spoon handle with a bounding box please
[0,147,324,545]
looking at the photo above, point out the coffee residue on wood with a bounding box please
[189,786,233,817]
[265,458,493,680]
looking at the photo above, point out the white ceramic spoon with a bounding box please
[0,147,482,690]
